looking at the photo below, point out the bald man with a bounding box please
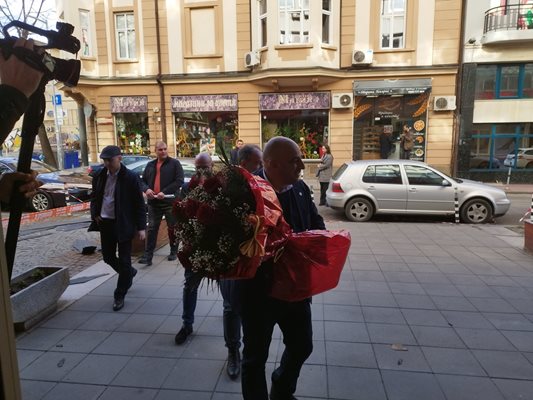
[138,141,184,266]
[240,137,325,400]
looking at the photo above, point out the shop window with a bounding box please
[115,12,136,60]
[261,109,328,160]
[322,0,332,44]
[380,0,406,49]
[115,113,149,154]
[174,113,238,158]
[79,9,93,58]
[475,66,497,100]
[279,0,310,44]
[362,164,402,184]
[469,123,533,170]
[523,64,533,98]
[499,65,520,98]
[259,0,267,47]
[475,64,533,99]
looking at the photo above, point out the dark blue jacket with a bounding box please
[90,164,146,242]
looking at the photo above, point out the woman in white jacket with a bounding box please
[316,144,333,206]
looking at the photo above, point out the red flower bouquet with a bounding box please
[174,163,351,301]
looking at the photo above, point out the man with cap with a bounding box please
[138,141,184,266]
[90,145,147,311]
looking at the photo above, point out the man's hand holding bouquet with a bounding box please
[173,151,351,302]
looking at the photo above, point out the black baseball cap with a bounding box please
[100,145,122,159]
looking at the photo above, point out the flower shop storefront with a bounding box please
[259,92,330,160]
[111,96,150,155]
[171,94,239,158]
[352,79,431,162]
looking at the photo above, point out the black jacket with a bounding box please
[90,164,147,242]
[141,157,184,204]
[0,85,29,144]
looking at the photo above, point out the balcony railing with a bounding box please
[484,4,533,33]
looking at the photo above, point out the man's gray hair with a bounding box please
[237,144,261,164]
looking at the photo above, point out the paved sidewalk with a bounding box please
[16,220,533,400]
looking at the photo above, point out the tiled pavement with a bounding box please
[15,220,533,400]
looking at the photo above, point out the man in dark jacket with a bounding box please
[138,141,184,265]
[90,145,146,311]
[240,137,325,400]
[230,139,244,165]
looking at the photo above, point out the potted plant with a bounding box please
[10,266,70,331]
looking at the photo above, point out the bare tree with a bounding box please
[0,0,54,38]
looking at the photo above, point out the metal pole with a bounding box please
[530,193,533,223]
[506,166,512,186]
[455,186,460,224]
[51,84,63,169]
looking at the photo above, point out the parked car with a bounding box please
[469,154,501,169]
[87,155,153,177]
[0,157,93,212]
[126,159,196,184]
[326,160,511,224]
[503,148,533,169]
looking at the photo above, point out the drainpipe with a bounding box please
[451,0,468,176]
[155,0,167,144]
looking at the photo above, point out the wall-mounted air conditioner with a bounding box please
[244,51,260,68]
[352,49,373,65]
[433,96,456,111]
[332,93,354,109]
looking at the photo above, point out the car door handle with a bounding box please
[367,185,376,190]
[408,187,417,192]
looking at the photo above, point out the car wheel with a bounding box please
[30,191,52,212]
[460,198,493,224]
[478,161,489,169]
[526,162,533,169]
[344,197,374,222]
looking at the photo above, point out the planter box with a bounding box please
[10,266,70,332]
[525,220,533,254]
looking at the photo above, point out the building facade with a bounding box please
[458,0,533,182]
[53,0,462,176]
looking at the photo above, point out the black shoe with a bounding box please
[138,255,152,266]
[113,297,124,311]
[167,252,177,261]
[226,348,241,380]
[174,325,193,345]
[269,384,297,400]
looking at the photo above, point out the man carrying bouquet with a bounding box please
[240,137,325,400]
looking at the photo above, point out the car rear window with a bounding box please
[362,165,402,184]
[332,163,348,180]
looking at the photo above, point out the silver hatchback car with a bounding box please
[326,160,511,224]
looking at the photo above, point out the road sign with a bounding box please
[54,94,62,105]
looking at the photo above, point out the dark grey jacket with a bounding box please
[141,157,184,204]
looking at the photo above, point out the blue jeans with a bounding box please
[182,269,241,350]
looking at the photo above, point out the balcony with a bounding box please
[481,4,533,45]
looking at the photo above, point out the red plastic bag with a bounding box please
[269,230,351,302]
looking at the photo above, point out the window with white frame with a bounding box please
[322,0,331,44]
[115,12,136,60]
[380,0,406,49]
[79,9,93,57]
[279,0,310,44]
[259,0,267,47]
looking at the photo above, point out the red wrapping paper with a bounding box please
[269,230,351,302]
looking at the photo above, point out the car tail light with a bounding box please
[331,182,344,193]
[518,154,524,159]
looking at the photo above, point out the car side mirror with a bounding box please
[441,180,451,186]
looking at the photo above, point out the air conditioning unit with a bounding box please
[244,51,260,68]
[352,49,373,65]
[332,93,354,109]
[433,96,456,111]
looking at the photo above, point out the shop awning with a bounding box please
[353,79,432,96]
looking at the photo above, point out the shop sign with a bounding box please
[259,92,330,110]
[353,79,432,96]
[110,96,148,113]
[171,94,238,112]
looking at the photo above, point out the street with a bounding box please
[8,193,532,280]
